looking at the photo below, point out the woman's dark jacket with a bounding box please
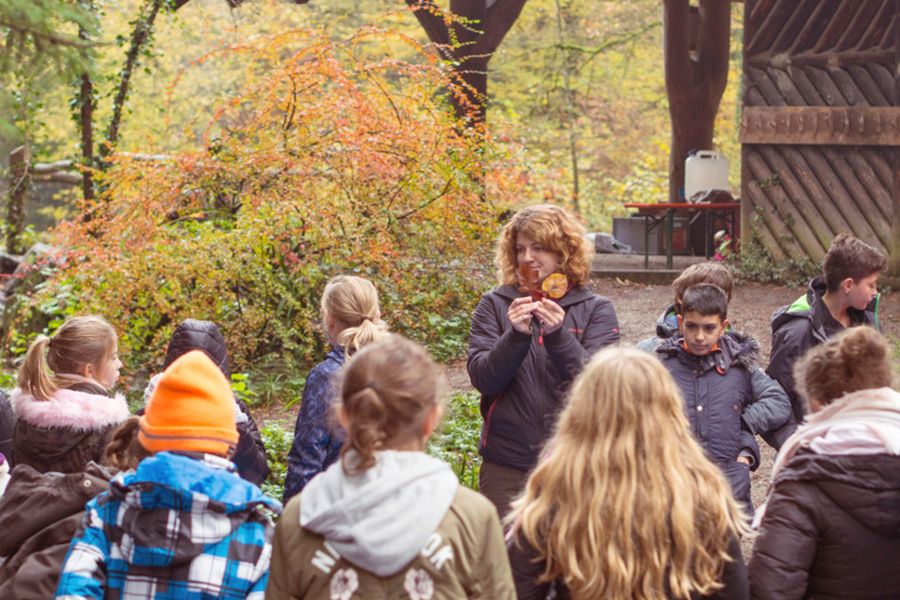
[656,332,791,506]
[467,284,620,472]
[283,347,344,502]
[765,277,880,447]
[749,451,900,600]
[0,462,111,599]
[509,531,748,600]
[156,319,269,486]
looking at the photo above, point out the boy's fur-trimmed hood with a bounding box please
[11,387,130,431]
[657,330,760,372]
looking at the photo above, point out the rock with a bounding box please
[585,232,633,254]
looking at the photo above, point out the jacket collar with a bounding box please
[493,283,593,307]
[774,277,878,341]
[116,451,280,513]
[11,387,130,432]
[657,330,759,373]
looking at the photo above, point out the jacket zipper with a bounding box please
[873,292,881,331]
[482,394,501,448]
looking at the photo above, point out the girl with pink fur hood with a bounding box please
[11,316,129,475]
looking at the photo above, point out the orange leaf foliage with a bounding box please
[13,26,527,387]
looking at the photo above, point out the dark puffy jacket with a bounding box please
[749,451,900,599]
[468,284,620,472]
[0,389,14,467]
[636,303,678,353]
[656,332,791,506]
[283,347,345,502]
[157,319,270,486]
[164,318,230,373]
[510,531,748,600]
[765,277,880,448]
[0,462,112,599]
[12,381,129,475]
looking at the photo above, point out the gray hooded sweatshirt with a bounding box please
[299,450,459,578]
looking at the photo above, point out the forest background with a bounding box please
[1,0,766,495]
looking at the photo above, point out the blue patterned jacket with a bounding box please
[283,347,345,502]
[54,452,281,600]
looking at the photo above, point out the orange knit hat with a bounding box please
[139,350,239,456]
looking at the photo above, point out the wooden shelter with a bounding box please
[740,0,900,282]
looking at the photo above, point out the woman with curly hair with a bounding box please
[467,204,620,517]
[508,347,749,600]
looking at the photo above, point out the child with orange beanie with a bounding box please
[55,350,281,600]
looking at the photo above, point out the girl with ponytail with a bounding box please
[11,315,129,474]
[283,275,388,501]
[750,326,900,599]
[267,335,515,599]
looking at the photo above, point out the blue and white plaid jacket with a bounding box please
[55,451,281,599]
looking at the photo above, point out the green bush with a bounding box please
[260,422,293,502]
[428,391,482,490]
[733,209,818,287]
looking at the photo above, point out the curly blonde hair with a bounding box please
[508,347,746,600]
[494,204,593,287]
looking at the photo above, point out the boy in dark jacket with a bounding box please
[656,284,791,511]
[766,234,886,448]
[143,319,270,485]
[637,262,734,353]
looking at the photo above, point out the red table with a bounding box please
[623,202,740,269]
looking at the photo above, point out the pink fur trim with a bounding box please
[11,388,130,431]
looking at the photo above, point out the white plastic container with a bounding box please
[684,151,729,201]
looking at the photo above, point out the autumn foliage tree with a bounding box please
[5,26,516,383]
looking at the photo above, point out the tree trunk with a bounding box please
[75,0,95,201]
[406,0,527,127]
[664,0,731,201]
[104,0,167,154]
[6,146,29,254]
[79,73,95,201]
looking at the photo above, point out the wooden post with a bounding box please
[890,149,900,284]
[7,146,30,255]
[664,0,731,202]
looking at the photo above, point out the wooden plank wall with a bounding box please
[741,0,898,273]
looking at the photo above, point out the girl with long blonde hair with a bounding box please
[508,347,748,600]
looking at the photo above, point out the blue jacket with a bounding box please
[55,452,280,600]
[283,348,345,502]
[636,303,679,353]
[656,332,791,507]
